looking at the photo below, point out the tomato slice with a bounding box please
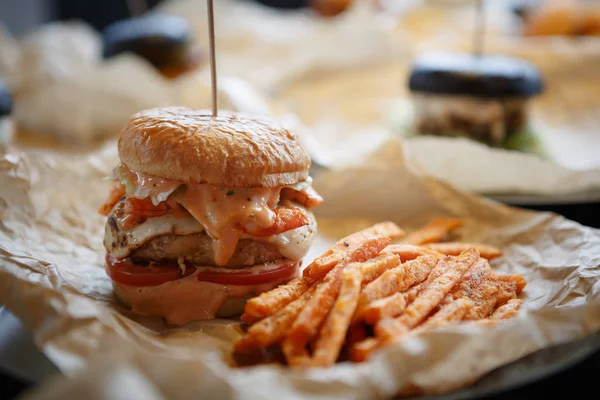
[196,260,299,286]
[105,254,196,287]
[106,254,299,287]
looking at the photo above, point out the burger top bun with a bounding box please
[118,107,311,187]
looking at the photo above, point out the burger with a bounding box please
[407,52,544,150]
[102,15,204,79]
[98,107,323,325]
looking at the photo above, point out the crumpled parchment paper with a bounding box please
[1,134,600,399]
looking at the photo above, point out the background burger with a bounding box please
[407,52,544,151]
[102,14,205,79]
[98,107,322,325]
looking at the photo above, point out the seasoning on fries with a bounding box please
[233,219,526,368]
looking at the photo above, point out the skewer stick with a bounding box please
[473,0,485,57]
[126,0,147,16]
[207,0,218,117]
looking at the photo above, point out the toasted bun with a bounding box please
[118,107,311,187]
[113,282,250,322]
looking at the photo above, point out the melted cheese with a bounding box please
[116,264,296,325]
[112,163,317,266]
[105,213,205,259]
[182,185,280,266]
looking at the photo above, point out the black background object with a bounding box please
[251,0,309,9]
[56,0,164,32]
[102,14,191,67]
[408,53,544,98]
[56,0,310,34]
[0,81,12,117]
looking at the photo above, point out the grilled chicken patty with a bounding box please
[104,197,316,268]
[131,233,283,267]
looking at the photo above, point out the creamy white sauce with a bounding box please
[114,163,181,206]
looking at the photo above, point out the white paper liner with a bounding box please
[1,136,599,399]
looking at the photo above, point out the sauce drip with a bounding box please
[112,163,316,266]
[183,185,280,266]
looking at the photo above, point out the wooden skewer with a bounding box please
[207,0,218,117]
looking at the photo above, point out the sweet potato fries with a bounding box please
[234,219,526,368]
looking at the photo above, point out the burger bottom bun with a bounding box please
[111,262,299,325]
[113,283,250,320]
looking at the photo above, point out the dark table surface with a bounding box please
[1,200,599,400]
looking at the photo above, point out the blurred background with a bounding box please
[1,0,600,194]
[1,0,600,202]
[0,0,165,35]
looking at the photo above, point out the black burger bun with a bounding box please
[408,52,544,99]
[102,14,203,77]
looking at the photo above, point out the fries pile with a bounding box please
[233,219,527,368]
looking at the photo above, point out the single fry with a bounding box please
[374,318,408,341]
[441,259,499,320]
[490,299,522,320]
[496,275,527,294]
[383,244,444,262]
[376,249,479,340]
[420,298,473,330]
[401,218,463,245]
[242,276,315,323]
[288,235,392,350]
[424,242,502,260]
[303,222,404,279]
[282,337,312,367]
[312,267,363,367]
[403,248,468,305]
[304,252,339,280]
[465,278,499,320]
[355,255,438,323]
[495,282,517,307]
[350,338,380,363]
[495,275,526,307]
[358,252,401,286]
[234,285,316,353]
[403,283,423,305]
[364,292,407,325]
